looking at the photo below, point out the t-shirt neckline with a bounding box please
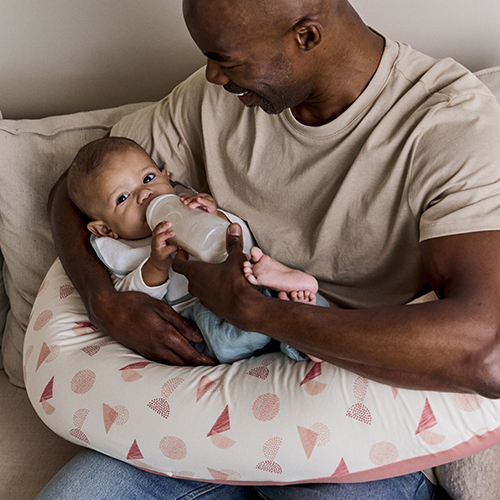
[281,36,400,138]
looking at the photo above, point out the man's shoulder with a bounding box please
[393,41,494,104]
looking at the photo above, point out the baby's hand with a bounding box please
[141,222,178,287]
[149,221,178,272]
[179,192,218,215]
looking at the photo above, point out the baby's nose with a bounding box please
[138,189,153,203]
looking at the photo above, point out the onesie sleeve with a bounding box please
[112,258,170,301]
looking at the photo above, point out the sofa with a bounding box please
[1,66,500,500]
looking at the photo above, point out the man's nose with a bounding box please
[205,58,230,86]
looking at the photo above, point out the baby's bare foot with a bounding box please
[244,247,318,295]
[277,290,317,305]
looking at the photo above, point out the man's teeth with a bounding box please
[236,91,250,96]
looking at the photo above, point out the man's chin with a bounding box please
[246,94,285,115]
[258,101,286,115]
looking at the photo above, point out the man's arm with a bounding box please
[48,170,216,366]
[173,224,500,396]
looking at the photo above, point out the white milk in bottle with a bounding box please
[146,194,229,263]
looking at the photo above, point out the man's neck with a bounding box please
[291,29,385,127]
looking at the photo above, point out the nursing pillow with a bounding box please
[23,260,500,483]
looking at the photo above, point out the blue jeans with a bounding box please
[36,449,435,500]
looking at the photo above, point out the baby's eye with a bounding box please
[143,174,155,184]
[116,194,129,205]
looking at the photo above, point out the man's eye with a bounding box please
[117,194,129,205]
[143,174,155,184]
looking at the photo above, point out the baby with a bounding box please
[67,136,325,363]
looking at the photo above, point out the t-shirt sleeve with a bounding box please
[409,90,500,242]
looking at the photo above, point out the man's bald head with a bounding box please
[183,0,383,124]
[183,0,335,44]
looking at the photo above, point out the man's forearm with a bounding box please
[48,172,115,314]
[233,288,500,397]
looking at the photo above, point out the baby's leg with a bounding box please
[244,248,323,361]
[244,247,318,303]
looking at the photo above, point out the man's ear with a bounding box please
[293,19,323,51]
[87,220,119,239]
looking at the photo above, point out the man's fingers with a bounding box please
[168,310,204,343]
[226,223,244,255]
[172,248,190,275]
[168,334,217,366]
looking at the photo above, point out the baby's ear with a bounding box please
[87,220,119,239]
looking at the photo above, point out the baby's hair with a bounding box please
[67,136,144,217]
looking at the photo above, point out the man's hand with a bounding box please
[90,288,217,366]
[173,223,257,329]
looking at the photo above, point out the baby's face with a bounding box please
[91,147,176,239]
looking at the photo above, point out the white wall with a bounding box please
[0,0,205,118]
[353,0,500,72]
[1,0,499,119]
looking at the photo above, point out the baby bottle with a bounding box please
[146,194,229,263]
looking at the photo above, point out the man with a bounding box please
[40,0,500,498]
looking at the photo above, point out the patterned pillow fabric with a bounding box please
[24,259,500,483]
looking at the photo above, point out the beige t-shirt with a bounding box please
[112,37,500,309]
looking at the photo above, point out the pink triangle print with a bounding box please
[72,321,99,336]
[36,343,51,371]
[197,376,217,402]
[297,425,319,459]
[332,458,349,477]
[120,370,143,383]
[103,403,119,434]
[120,361,151,371]
[415,398,437,435]
[40,376,54,402]
[127,440,144,460]
[40,377,56,415]
[207,405,230,437]
[300,362,322,385]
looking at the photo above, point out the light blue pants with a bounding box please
[35,449,435,500]
[182,290,330,363]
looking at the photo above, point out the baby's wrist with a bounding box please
[142,258,170,287]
